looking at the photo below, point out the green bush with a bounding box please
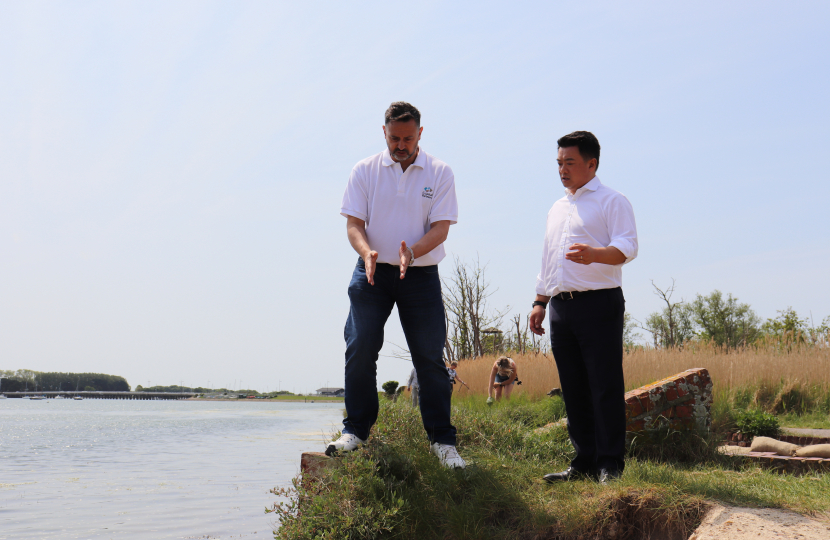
[734,409,780,438]
[381,380,399,396]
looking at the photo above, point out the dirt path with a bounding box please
[690,505,830,539]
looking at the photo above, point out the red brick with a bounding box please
[624,368,711,434]
[673,405,694,418]
[626,398,644,419]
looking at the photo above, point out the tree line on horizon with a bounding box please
[635,279,829,350]
[135,384,294,396]
[439,259,829,361]
[0,370,130,393]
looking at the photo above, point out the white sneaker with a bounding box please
[325,433,364,456]
[431,442,466,469]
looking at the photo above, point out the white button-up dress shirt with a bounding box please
[340,147,458,266]
[536,176,638,296]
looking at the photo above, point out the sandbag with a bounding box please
[795,444,830,458]
[749,436,800,456]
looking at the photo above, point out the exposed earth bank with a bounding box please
[690,504,830,540]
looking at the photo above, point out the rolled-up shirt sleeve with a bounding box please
[606,194,638,264]
[427,169,458,225]
[340,166,368,221]
[535,272,547,296]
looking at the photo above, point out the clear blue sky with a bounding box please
[1,1,828,393]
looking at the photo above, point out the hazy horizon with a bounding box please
[2,1,828,393]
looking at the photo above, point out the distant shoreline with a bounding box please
[188,397,344,403]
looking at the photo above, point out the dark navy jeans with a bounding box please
[342,258,456,445]
[549,287,626,474]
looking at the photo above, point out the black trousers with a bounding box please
[549,287,626,473]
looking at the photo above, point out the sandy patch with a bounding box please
[690,504,830,540]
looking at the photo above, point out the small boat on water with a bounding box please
[72,378,83,400]
[30,395,46,400]
[0,394,7,399]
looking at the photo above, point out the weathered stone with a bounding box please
[625,368,712,437]
[533,417,568,434]
[717,447,830,475]
[300,452,338,479]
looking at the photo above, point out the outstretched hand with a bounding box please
[398,241,413,279]
[364,250,379,285]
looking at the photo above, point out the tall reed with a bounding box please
[454,342,830,411]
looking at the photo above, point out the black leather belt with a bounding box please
[551,287,620,301]
[552,290,591,301]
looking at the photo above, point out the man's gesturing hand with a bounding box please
[364,250,379,285]
[398,241,413,279]
[565,243,596,265]
[529,306,546,336]
[566,243,626,265]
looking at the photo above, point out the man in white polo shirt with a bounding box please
[529,131,638,485]
[329,102,464,469]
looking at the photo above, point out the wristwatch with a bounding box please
[406,246,415,264]
[532,300,547,309]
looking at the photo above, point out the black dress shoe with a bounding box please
[543,467,596,483]
[598,468,622,485]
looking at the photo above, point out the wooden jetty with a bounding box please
[3,391,197,400]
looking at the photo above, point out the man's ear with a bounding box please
[589,158,597,171]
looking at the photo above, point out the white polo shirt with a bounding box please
[535,176,638,296]
[340,147,458,266]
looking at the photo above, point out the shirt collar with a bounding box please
[381,146,425,168]
[565,175,601,198]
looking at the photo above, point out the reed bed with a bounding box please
[454,343,830,410]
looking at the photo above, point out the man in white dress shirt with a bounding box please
[529,131,638,485]
[328,102,465,468]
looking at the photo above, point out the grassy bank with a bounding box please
[271,395,830,540]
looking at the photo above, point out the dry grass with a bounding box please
[453,352,561,398]
[454,342,830,400]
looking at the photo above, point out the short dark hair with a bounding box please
[385,102,421,126]
[557,131,600,170]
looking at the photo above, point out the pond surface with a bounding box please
[0,398,344,539]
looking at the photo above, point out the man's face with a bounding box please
[383,120,422,163]
[557,146,597,192]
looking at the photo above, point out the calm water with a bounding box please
[0,398,344,539]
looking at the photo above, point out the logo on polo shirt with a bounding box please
[422,187,434,199]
